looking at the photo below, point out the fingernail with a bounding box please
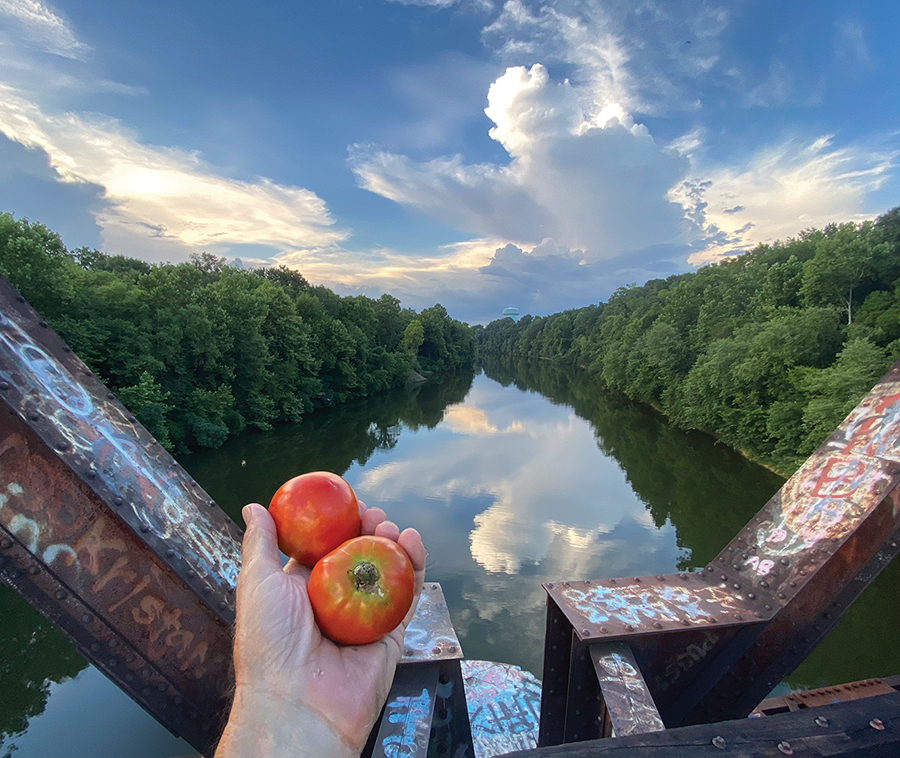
[242,504,254,524]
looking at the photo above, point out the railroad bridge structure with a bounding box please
[1,273,898,757]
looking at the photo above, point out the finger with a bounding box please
[358,499,367,518]
[374,519,401,542]
[361,506,387,535]
[398,528,426,571]
[239,504,284,583]
[398,528,426,627]
[283,557,313,581]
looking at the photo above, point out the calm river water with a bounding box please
[2,359,899,757]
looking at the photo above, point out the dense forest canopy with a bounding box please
[475,207,900,475]
[0,213,475,453]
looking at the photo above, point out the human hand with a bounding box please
[215,501,426,758]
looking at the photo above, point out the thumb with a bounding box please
[239,503,285,583]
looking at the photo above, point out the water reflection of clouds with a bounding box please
[358,375,676,576]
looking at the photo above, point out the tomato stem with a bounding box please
[352,561,381,593]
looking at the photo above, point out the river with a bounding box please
[1,359,898,757]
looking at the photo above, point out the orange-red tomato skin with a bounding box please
[308,535,415,646]
[268,471,361,566]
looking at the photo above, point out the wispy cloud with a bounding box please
[0,0,89,59]
[0,84,348,258]
[675,135,896,264]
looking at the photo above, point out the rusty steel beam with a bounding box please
[539,358,900,744]
[0,276,245,753]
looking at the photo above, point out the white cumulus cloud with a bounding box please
[352,64,690,259]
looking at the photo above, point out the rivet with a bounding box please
[712,735,726,749]
[765,604,772,610]
[653,622,662,629]
[432,646,442,655]
[449,645,457,653]
[62,346,70,352]
[142,668,150,678]
[733,583,740,589]
[158,682,166,692]
[742,553,749,559]
[38,320,48,328]
[609,578,616,583]
[734,614,743,620]
[86,469,96,478]
[748,593,756,599]
[706,566,713,572]
[107,393,114,400]
[90,642,100,652]
[780,558,789,566]
[109,657,118,667]
[0,381,8,391]
[600,626,609,634]
[760,581,769,588]
[682,618,690,626]
[108,639,117,648]
[634,578,641,583]
[139,523,150,533]
[584,579,591,585]
[55,589,67,599]
[625,625,635,631]
[27,411,39,421]
[870,719,884,730]
[15,294,24,302]
[721,575,727,581]
[82,614,93,624]
[815,716,828,727]
[142,687,151,697]
[113,496,124,506]
[125,672,134,682]
[57,440,69,451]
[563,582,570,587]
[165,548,175,558]
[125,653,135,663]
[202,585,211,594]
[208,499,215,506]
[778,592,786,599]
[0,539,11,549]
[789,581,797,587]
[777,740,793,754]
[657,575,664,581]
[582,628,590,636]
[28,565,39,575]
[127,415,136,423]
[719,557,725,562]
[547,583,554,589]
[174,696,183,706]
[708,617,717,623]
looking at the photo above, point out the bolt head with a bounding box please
[712,736,726,749]
[815,716,828,727]
[870,718,885,730]
[777,740,793,755]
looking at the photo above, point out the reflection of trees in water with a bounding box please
[480,356,900,687]
[0,586,86,745]
[184,368,477,522]
[480,355,784,568]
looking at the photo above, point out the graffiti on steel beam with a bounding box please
[0,302,241,587]
[461,660,541,758]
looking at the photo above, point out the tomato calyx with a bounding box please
[351,561,384,596]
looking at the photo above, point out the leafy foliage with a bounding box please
[0,213,475,452]
[475,207,900,474]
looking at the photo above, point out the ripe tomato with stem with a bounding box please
[307,535,415,646]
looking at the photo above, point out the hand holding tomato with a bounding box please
[215,500,426,758]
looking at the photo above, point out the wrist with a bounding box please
[216,687,358,758]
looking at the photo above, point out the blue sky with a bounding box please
[1,0,898,324]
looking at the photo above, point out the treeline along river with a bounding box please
[1,359,898,757]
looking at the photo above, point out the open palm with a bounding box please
[219,502,426,757]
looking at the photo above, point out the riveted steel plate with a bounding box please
[591,641,664,737]
[401,582,463,663]
[544,574,768,640]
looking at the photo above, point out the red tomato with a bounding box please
[268,471,361,566]
[307,535,415,646]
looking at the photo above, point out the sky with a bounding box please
[0,0,898,325]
